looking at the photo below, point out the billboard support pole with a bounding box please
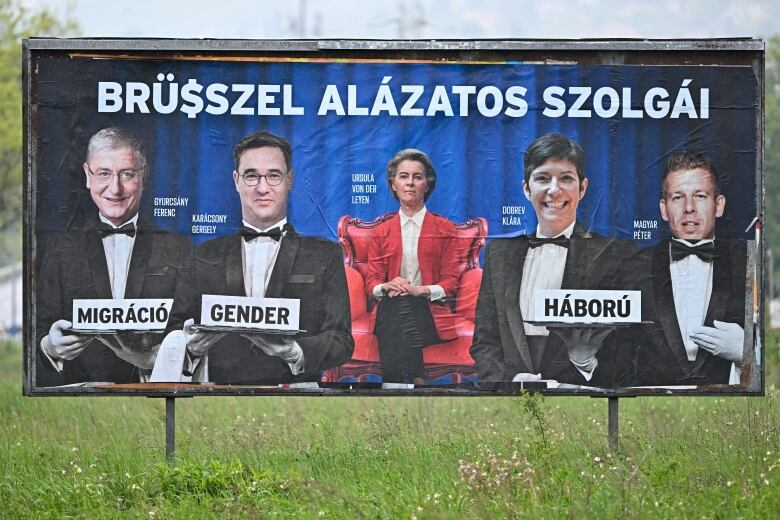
[607,397,619,453]
[165,397,175,462]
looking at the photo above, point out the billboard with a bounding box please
[23,39,764,396]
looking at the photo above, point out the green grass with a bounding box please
[2,337,780,518]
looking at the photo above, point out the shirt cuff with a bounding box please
[138,369,151,383]
[40,335,64,373]
[729,362,741,385]
[286,341,305,375]
[428,285,445,301]
[571,357,597,381]
[182,349,203,377]
[372,284,385,298]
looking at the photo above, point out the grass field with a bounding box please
[2,337,780,518]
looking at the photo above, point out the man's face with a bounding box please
[660,167,725,240]
[523,158,587,237]
[84,146,144,227]
[233,146,293,229]
[391,159,428,209]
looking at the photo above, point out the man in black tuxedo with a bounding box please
[637,151,747,386]
[36,127,193,386]
[471,133,638,387]
[183,131,353,385]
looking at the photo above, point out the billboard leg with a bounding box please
[608,396,619,453]
[166,397,175,463]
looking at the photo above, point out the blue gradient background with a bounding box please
[33,58,759,249]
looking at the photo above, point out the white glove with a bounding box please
[95,333,158,370]
[240,333,304,374]
[549,326,613,373]
[240,333,299,361]
[512,372,542,382]
[183,318,226,356]
[689,320,744,364]
[42,319,91,360]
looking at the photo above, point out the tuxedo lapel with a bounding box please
[225,236,246,296]
[503,238,534,372]
[684,241,733,376]
[703,241,730,326]
[562,237,585,289]
[653,243,690,369]
[84,226,112,299]
[265,228,300,297]
[124,225,152,299]
[561,224,592,289]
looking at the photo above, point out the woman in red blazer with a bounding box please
[366,149,460,384]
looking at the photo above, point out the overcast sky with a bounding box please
[20,0,780,40]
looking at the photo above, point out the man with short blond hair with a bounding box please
[638,150,747,385]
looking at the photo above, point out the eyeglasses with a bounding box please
[86,165,144,184]
[239,172,286,187]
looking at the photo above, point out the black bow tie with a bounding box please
[240,224,287,242]
[528,235,569,249]
[670,240,717,263]
[98,222,136,238]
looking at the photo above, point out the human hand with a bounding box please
[44,319,92,360]
[183,318,226,356]
[690,321,744,364]
[95,333,158,370]
[512,372,542,382]
[240,332,301,363]
[550,326,614,372]
[382,277,412,297]
[405,285,432,298]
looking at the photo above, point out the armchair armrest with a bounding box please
[455,268,483,322]
[344,265,368,322]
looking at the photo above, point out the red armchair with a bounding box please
[323,213,488,384]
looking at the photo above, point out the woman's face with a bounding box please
[392,159,428,209]
[523,158,587,237]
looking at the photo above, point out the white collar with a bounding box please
[536,221,575,239]
[98,212,138,229]
[672,238,715,247]
[242,217,288,234]
[399,207,426,227]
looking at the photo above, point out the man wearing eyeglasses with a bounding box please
[182,130,353,384]
[36,127,193,385]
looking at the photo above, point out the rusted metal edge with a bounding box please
[24,385,765,398]
[23,37,764,53]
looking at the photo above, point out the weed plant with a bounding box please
[1,335,779,518]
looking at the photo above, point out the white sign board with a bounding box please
[72,298,174,331]
[200,295,300,332]
[533,290,642,324]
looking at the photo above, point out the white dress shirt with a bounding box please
[99,213,138,299]
[240,218,304,375]
[40,213,139,374]
[517,222,596,380]
[668,238,740,385]
[669,238,714,362]
[519,222,574,337]
[241,218,285,298]
[372,207,445,301]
